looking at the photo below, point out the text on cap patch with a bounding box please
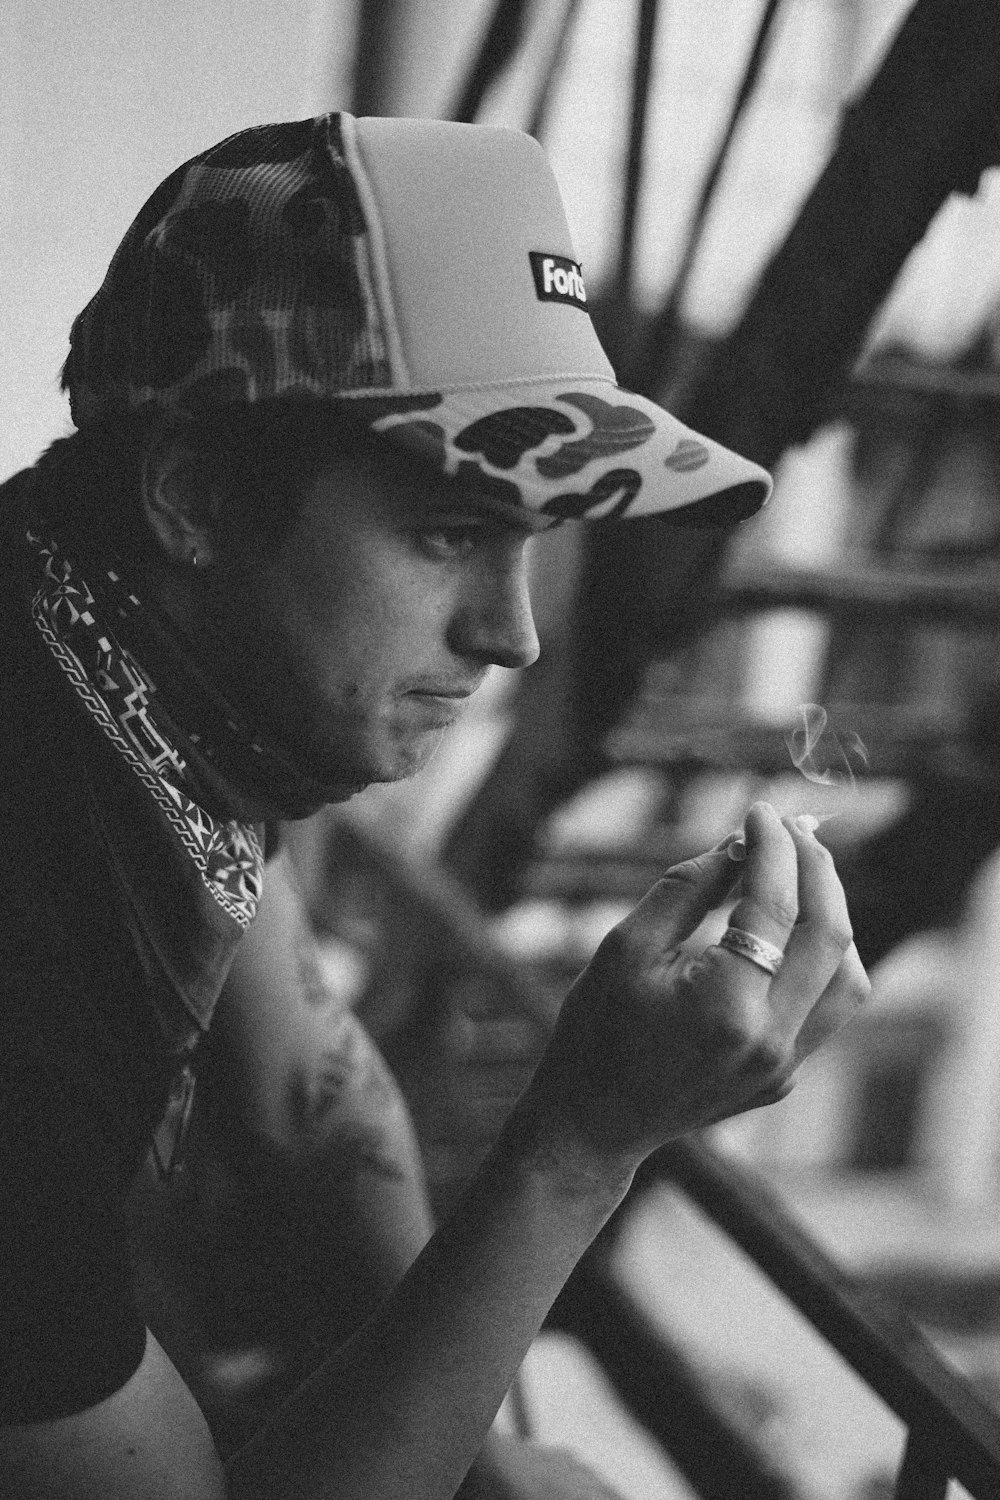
[529,252,587,309]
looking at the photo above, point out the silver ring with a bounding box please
[718,926,784,976]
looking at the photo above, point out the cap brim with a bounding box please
[342,379,771,528]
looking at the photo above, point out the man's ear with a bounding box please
[141,424,222,568]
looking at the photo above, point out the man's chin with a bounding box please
[239,728,448,820]
[218,770,373,823]
[335,726,449,790]
[279,786,367,819]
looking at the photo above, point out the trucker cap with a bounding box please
[63,112,771,527]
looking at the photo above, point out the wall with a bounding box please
[10,0,999,490]
[0,0,358,480]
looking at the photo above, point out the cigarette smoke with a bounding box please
[784,703,869,792]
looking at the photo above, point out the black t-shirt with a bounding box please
[0,486,275,1421]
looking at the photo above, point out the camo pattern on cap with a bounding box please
[64,115,392,423]
[62,113,768,526]
[362,389,667,521]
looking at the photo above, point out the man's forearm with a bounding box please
[206,870,436,1314]
[226,1092,629,1500]
[291,1014,435,1288]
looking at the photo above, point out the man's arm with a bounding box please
[197,844,433,1318]
[202,845,627,1497]
[228,805,867,1499]
[1,806,867,1499]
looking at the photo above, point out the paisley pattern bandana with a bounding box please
[27,528,264,930]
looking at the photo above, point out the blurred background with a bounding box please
[6,2,1000,1495]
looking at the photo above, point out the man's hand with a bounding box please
[224,804,866,1500]
[523,801,869,1184]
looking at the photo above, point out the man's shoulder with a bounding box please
[0,577,83,823]
[0,567,119,970]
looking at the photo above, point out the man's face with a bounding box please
[203,447,542,804]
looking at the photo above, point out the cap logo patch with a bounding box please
[529,252,587,309]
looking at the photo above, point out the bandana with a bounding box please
[27,528,265,931]
[27,515,340,810]
[23,529,292,1177]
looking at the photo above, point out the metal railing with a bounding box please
[548,1136,1000,1499]
[329,817,1000,1497]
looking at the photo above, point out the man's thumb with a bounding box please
[622,840,743,948]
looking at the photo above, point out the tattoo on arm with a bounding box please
[289,930,410,1186]
[295,928,340,1011]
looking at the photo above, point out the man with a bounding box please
[0,112,868,1497]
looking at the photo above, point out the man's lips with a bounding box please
[410,689,474,700]
[405,678,486,700]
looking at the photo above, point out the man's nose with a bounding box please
[451,553,541,670]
